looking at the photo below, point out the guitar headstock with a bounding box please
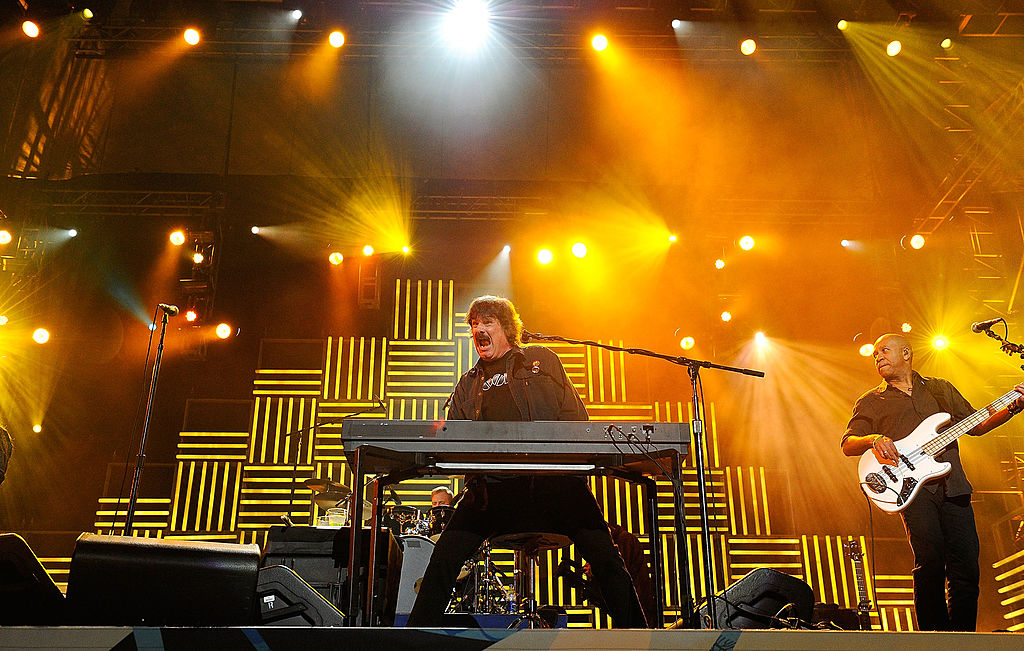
[843,538,863,561]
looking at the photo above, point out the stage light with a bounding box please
[442,0,491,52]
[329,31,345,48]
[940,38,953,49]
[68,229,78,237]
[841,239,851,248]
[754,331,768,345]
[671,19,682,29]
[721,311,732,322]
[910,234,925,249]
[215,323,233,339]
[22,21,40,38]
[502,245,511,254]
[402,245,411,254]
[837,20,849,31]
[740,39,757,55]
[571,242,587,258]
[592,34,608,51]
[251,226,260,234]
[362,244,374,256]
[0,231,11,245]
[33,328,50,344]
[739,235,755,251]
[170,231,186,246]
[290,9,303,21]
[714,259,725,269]
[668,234,677,243]
[83,8,94,21]
[32,424,42,434]
[680,337,695,350]
[192,251,205,264]
[932,335,949,350]
[328,252,344,265]
[859,343,874,357]
[184,28,201,46]
[537,248,553,265]
[185,309,198,322]
[901,322,912,333]
[0,315,8,326]
[887,40,901,57]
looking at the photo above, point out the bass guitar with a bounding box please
[858,388,1020,512]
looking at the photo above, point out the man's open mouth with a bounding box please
[475,333,491,347]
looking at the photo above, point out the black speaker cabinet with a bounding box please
[66,533,260,626]
[699,567,814,629]
[0,533,65,625]
[256,565,346,626]
[263,525,341,606]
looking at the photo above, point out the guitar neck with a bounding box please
[850,554,871,611]
[922,389,1019,457]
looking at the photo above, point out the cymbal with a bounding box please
[304,477,350,495]
[313,491,352,511]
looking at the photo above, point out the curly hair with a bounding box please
[466,295,523,346]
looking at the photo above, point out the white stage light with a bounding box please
[441,0,492,53]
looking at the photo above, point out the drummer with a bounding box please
[431,486,454,508]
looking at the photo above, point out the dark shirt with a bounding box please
[842,371,976,497]
[479,352,522,421]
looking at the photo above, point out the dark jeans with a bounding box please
[900,486,980,631]
[406,475,648,628]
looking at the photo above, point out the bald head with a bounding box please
[873,333,913,382]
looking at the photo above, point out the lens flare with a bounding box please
[932,335,949,350]
[441,0,491,52]
[33,328,50,344]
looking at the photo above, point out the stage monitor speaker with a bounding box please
[0,533,65,625]
[699,567,814,629]
[256,565,346,626]
[66,533,260,626]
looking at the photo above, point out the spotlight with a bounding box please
[537,248,553,265]
[837,20,849,31]
[841,239,851,248]
[714,259,725,270]
[740,39,757,56]
[901,322,912,333]
[329,31,345,48]
[184,28,201,46]
[886,40,901,57]
[940,38,953,49]
[668,234,677,243]
[401,245,411,254]
[671,19,682,29]
[192,251,205,264]
[32,424,42,434]
[442,0,491,52]
[82,8,94,21]
[22,21,40,38]
[0,315,8,326]
[501,245,511,254]
[0,230,12,245]
[739,235,755,251]
[721,311,732,322]
[932,335,949,350]
[754,331,768,345]
[185,309,198,322]
[571,242,587,258]
[215,323,233,339]
[362,245,374,256]
[33,328,50,344]
[859,343,874,357]
[592,34,608,51]
[910,234,925,250]
[328,252,344,265]
[68,229,78,237]
[170,231,186,246]
[250,226,260,234]
[680,336,695,350]
[290,9,303,21]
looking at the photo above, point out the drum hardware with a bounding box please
[489,532,572,629]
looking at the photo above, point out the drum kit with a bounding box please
[306,477,562,624]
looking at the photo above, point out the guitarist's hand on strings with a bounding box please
[871,434,900,466]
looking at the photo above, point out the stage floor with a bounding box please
[1,627,1021,650]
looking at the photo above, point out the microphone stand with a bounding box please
[978,324,1024,370]
[522,330,765,628]
[123,309,172,535]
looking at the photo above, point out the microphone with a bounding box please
[158,303,180,317]
[388,487,402,506]
[971,317,1003,333]
[521,330,536,343]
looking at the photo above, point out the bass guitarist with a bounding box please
[841,332,1024,631]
